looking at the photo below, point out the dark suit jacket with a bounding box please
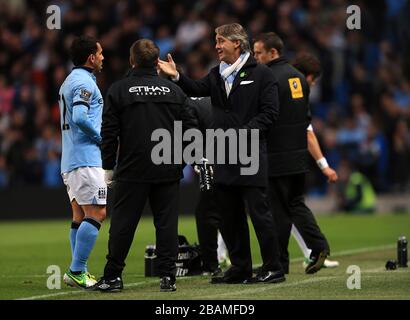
[177,56,279,186]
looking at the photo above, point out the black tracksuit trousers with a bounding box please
[268,173,330,273]
[194,190,221,272]
[214,184,283,277]
[103,180,179,279]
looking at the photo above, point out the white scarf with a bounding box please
[219,52,250,96]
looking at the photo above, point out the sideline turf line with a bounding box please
[16,244,395,300]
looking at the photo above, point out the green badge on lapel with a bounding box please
[240,71,246,78]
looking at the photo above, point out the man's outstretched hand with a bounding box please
[158,53,178,78]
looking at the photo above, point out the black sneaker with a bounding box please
[202,267,223,277]
[160,276,176,292]
[243,270,286,284]
[210,267,251,284]
[305,251,328,274]
[211,267,223,277]
[92,276,123,292]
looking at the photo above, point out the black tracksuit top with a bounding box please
[266,57,311,177]
[101,67,197,183]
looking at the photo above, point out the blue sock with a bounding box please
[70,218,101,273]
[69,221,81,258]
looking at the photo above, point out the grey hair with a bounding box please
[215,23,251,52]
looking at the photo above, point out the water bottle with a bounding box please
[198,158,213,192]
[397,236,408,268]
[144,245,157,276]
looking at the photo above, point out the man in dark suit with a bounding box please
[158,23,285,284]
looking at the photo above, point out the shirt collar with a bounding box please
[73,66,94,73]
[73,66,96,81]
[266,56,288,67]
[128,67,158,77]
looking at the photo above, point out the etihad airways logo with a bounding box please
[129,86,171,96]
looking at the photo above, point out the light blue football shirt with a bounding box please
[59,67,103,173]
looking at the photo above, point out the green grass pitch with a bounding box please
[1,214,409,300]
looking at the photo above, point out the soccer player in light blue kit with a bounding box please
[59,36,106,289]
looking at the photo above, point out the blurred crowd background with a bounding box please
[0,0,410,197]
